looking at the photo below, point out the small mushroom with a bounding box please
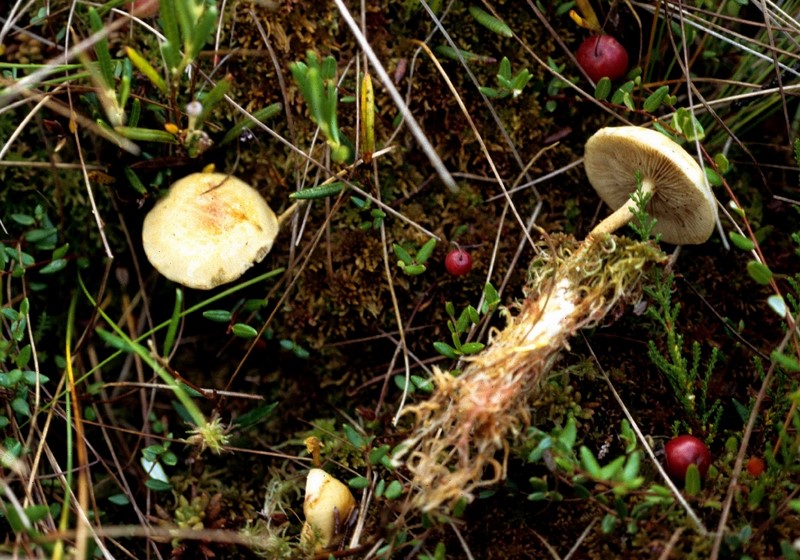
[584,126,718,245]
[301,468,356,552]
[142,172,279,290]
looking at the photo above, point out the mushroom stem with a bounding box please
[276,202,300,230]
[587,177,654,238]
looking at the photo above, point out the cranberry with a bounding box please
[576,35,629,82]
[445,248,472,276]
[746,456,765,477]
[664,435,711,482]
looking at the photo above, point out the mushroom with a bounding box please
[142,172,279,290]
[301,468,356,552]
[584,126,718,245]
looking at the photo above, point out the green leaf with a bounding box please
[469,6,513,37]
[746,260,772,285]
[343,424,367,449]
[289,182,344,200]
[11,213,35,226]
[233,402,278,430]
[672,107,705,141]
[558,417,577,449]
[125,47,167,94]
[39,258,67,274]
[11,397,31,417]
[771,351,800,372]
[599,456,626,481]
[705,167,722,187]
[220,103,282,146]
[410,375,433,393]
[498,57,512,80]
[459,342,485,354]
[88,8,115,91]
[348,476,370,489]
[188,5,218,62]
[403,264,426,276]
[433,341,459,359]
[714,153,730,174]
[108,494,130,506]
[416,238,437,264]
[594,77,612,101]
[621,451,641,481]
[145,479,172,491]
[579,446,602,478]
[114,126,178,143]
[202,309,232,322]
[384,480,404,500]
[96,327,132,351]
[684,463,702,496]
[728,231,754,251]
[600,513,617,533]
[393,243,413,265]
[231,323,258,338]
[643,85,670,113]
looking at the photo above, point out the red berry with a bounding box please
[746,456,765,477]
[664,435,711,482]
[576,35,629,82]
[445,248,472,276]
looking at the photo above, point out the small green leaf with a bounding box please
[728,231,754,251]
[11,213,35,226]
[96,327,132,351]
[598,456,626,481]
[11,397,31,417]
[469,6,513,37]
[643,85,670,113]
[348,476,370,489]
[234,402,278,429]
[410,375,433,393]
[289,182,345,200]
[393,244,413,265]
[433,341,459,359]
[343,424,368,449]
[459,341,485,354]
[416,238,437,264]
[369,445,390,465]
[231,323,258,338]
[579,446,602,478]
[746,260,773,285]
[202,310,232,322]
[705,167,722,187]
[594,77,612,101]
[558,417,577,449]
[771,351,800,372]
[108,494,130,506]
[145,479,172,491]
[684,463,702,496]
[114,126,178,143]
[220,103,282,146]
[403,264,426,275]
[600,513,617,533]
[384,480,404,500]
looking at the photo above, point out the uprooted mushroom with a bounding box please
[395,126,719,512]
[141,171,293,290]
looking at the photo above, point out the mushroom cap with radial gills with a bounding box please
[142,172,279,290]
[584,126,718,245]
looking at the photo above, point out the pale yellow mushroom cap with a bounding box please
[301,468,356,551]
[584,126,718,245]
[142,172,278,290]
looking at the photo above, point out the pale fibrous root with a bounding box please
[394,234,666,513]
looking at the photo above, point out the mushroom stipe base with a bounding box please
[396,234,665,513]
